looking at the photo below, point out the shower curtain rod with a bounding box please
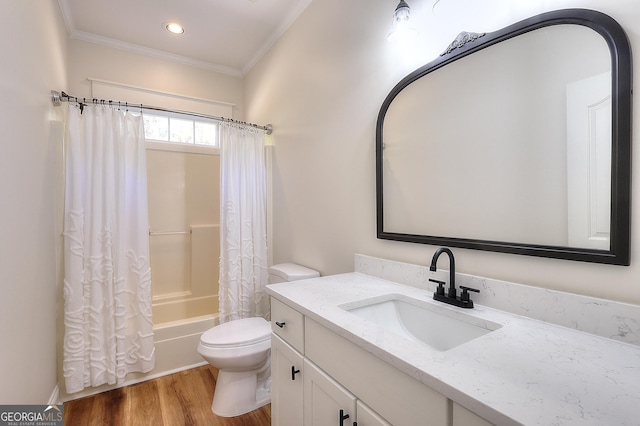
[50,90,273,135]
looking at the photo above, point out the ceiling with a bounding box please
[58,0,313,77]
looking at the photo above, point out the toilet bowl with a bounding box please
[198,263,320,417]
[197,317,272,417]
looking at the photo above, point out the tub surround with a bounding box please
[267,255,640,425]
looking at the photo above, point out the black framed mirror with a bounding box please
[376,9,631,265]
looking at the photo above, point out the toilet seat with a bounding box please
[200,317,270,348]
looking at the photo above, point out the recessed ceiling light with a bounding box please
[165,22,184,34]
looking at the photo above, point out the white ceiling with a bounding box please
[58,0,313,77]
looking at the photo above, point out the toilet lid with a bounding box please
[200,317,271,348]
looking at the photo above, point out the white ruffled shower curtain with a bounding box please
[218,122,269,323]
[62,103,154,394]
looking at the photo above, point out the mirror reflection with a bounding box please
[383,24,610,248]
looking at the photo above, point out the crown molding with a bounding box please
[57,0,242,77]
[57,0,75,36]
[57,0,313,77]
[71,29,243,77]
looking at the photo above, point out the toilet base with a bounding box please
[211,366,271,417]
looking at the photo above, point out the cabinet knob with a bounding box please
[339,409,350,426]
[291,366,301,381]
[275,321,286,328]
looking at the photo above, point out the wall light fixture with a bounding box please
[388,1,417,42]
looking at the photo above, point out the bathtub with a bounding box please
[61,314,219,402]
[152,313,219,375]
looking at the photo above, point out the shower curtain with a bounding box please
[218,122,269,323]
[62,104,154,394]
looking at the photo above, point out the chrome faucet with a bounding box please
[429,247,479,309]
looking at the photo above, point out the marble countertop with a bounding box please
[267,272,640,426]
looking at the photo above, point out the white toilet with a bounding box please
[197,263,320,417]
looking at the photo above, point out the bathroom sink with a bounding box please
[340,294,501,351]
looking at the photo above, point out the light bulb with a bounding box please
[165,22,185,35]
[388,1,417,43]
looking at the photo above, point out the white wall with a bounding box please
[0,1,67,403]
[245,0,640,305]
[67,39,245,119]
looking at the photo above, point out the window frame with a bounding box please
[142,108,221,155]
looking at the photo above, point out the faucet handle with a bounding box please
[460,286,480,302]
[429,278,446,296]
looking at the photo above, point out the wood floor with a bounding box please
[64,365,271,426]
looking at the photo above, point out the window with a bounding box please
[142,109,220,147]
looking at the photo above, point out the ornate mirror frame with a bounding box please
[376,9,632,265]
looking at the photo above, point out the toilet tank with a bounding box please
[268,263,320,284]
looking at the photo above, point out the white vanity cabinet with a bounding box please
[271,334,304,426]
[271,297,391,426]
[452,403,493,426]
[304,358,391,426]
[271,296,491,426]
[271,297,304,352]
[305,318,447,426]
[303,358,357,426]
[356,401,392,426]
[271,298,306,425]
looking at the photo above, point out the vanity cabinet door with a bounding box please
[357,400,392,426]
[304,359,357,426]
[272,334,304,426]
